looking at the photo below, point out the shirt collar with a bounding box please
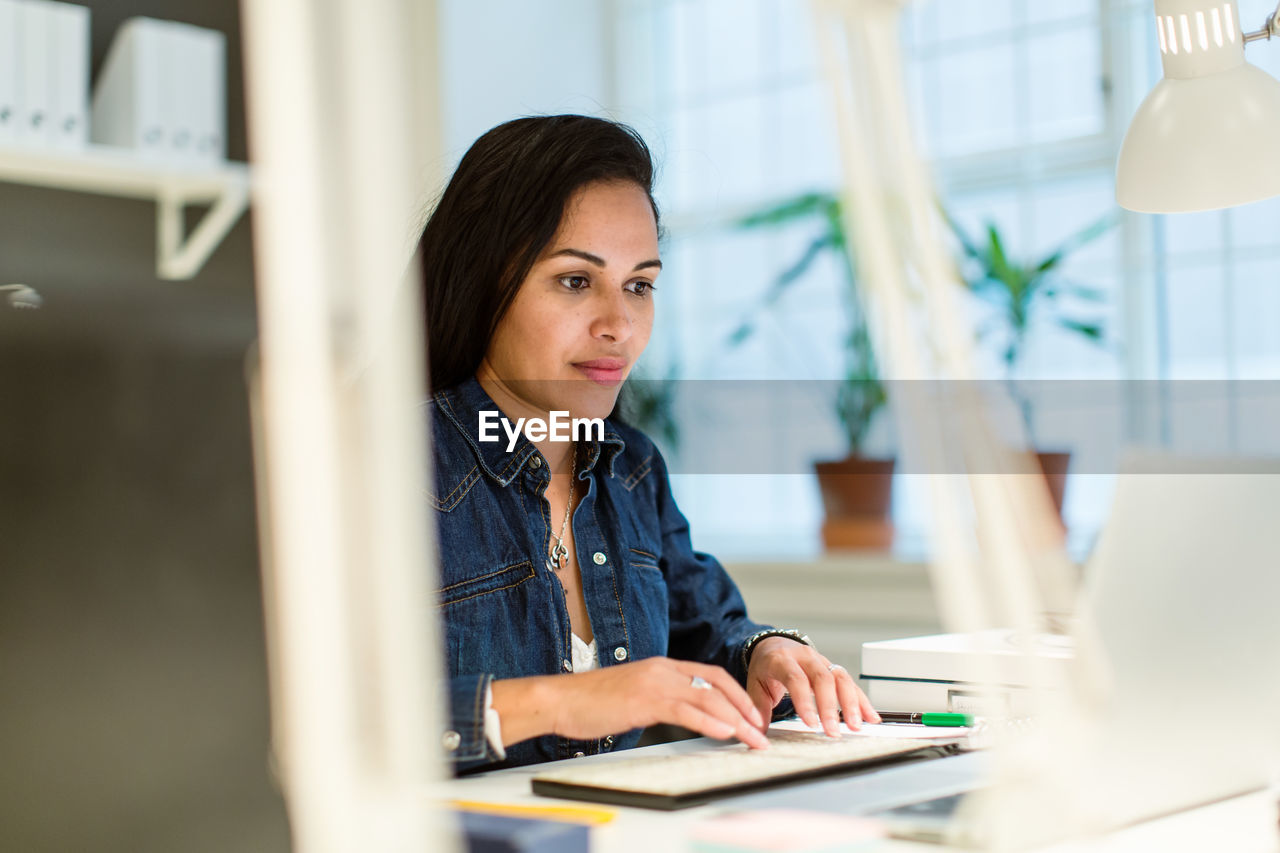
[434,375,628,486]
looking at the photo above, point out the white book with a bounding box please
[47,0,88,150]
[164,21,225,165]
[0,0,20,145]
[161,20,193,159]
[90,16,168,158]
[17,0,51,146]
[187,24,225,164]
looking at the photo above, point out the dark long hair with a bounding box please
[418,115,662,392]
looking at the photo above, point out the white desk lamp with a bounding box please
[1117,0,1280,212]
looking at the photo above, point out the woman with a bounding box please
[419,115,879,773]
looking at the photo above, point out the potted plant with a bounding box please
[946,211,1116,516]
[616,362,681,452]
[728,192,893,549]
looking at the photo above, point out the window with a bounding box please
[611,0,1280,560]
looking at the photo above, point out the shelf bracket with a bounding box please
[156,179,251,280]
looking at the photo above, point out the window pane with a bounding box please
[1028,175,1116,261]
[664,103,710,211]
[1230,257,1280,379]
[667,0,707,104]
[928,45,1019,156]
[615,4,660,117]
[704,0,768,96]
[699,92,770,206]
[766,80,841,197]
[1228,195,1280,249]
[1165,263,1228,378]
[1026,0,1097,25]
[768,0,818,79]
[1027,27,1106,143]
[926,0,1016,44]
[1160,210,1226,258]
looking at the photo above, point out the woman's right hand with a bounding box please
[539,657,771,750]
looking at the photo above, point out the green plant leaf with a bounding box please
[1034,250,1066,275]
[1035,212,1118,273]
[1057,318,1105,341]
[765,232,840,304]
[726,321,756,347]
[1067,283,1109,302]
[985,224,1025,299]
[941,206,984,262]
[734,192,835,229]
[728,189,887,454]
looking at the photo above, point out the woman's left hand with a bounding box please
[745,637,881,737]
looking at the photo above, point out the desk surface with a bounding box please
[448,736,1279,853]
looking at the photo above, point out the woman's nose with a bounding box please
[591,288,633,343]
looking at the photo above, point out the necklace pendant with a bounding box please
[550,541,568,571]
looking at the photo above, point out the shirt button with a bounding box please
[574,751,586,758]
[442,730,461,752]
[605,735,615,748]
[592,552,607,565]
[562,659,572,672]
[614,646,628,662]
[530,456,542,469]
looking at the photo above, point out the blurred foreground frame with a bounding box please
[240,0,458,851]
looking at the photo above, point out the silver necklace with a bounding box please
[548,449,576,573]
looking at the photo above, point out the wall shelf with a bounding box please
[0,143,251,281]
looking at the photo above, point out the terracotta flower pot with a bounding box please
[1035,450,1071,518]
[813,455,895,550]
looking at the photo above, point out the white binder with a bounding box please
[17,0,51,146]
[184,23,226,164]
[91,16,226,165]
[47,0,87,150]
[161,21,225,164]
[90,16,168,158]
[0,0,19,145]
[160,20,192,158]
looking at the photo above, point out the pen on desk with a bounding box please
[877,711,973,727]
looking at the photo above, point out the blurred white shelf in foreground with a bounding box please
[0,142,250,280]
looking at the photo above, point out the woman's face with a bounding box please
[479,179,660,421]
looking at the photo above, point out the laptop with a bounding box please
[876,451,1280,843]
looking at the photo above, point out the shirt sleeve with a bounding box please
[649,446,795,720]
[443,673,506,774]
[483,681,507,761]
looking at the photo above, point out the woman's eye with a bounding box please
[626,280,656,297]
[557,275,590,291]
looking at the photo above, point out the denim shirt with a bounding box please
[428,376,786,774]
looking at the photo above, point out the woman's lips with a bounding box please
[573,359,627,386]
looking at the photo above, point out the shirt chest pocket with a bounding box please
[437,559,545,679]
[437,560,536,607]
[617,544,669,659]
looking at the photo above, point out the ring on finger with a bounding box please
[690,675,713,690]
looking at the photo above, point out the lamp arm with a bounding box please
[1243,2,1280,43]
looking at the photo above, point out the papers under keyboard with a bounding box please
[531,729,963,810]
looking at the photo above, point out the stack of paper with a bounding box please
[0,0,89,150]
[90,16,226,165]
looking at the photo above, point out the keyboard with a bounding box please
[531,729,963,810]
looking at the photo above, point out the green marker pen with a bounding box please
[877,711,973,727]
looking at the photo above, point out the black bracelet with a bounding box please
[741,628,815,672]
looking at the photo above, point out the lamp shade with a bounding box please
[1117,0,1280,213]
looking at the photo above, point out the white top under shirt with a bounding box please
[483,632,598,759]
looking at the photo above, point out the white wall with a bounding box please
[438,0,614,165]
